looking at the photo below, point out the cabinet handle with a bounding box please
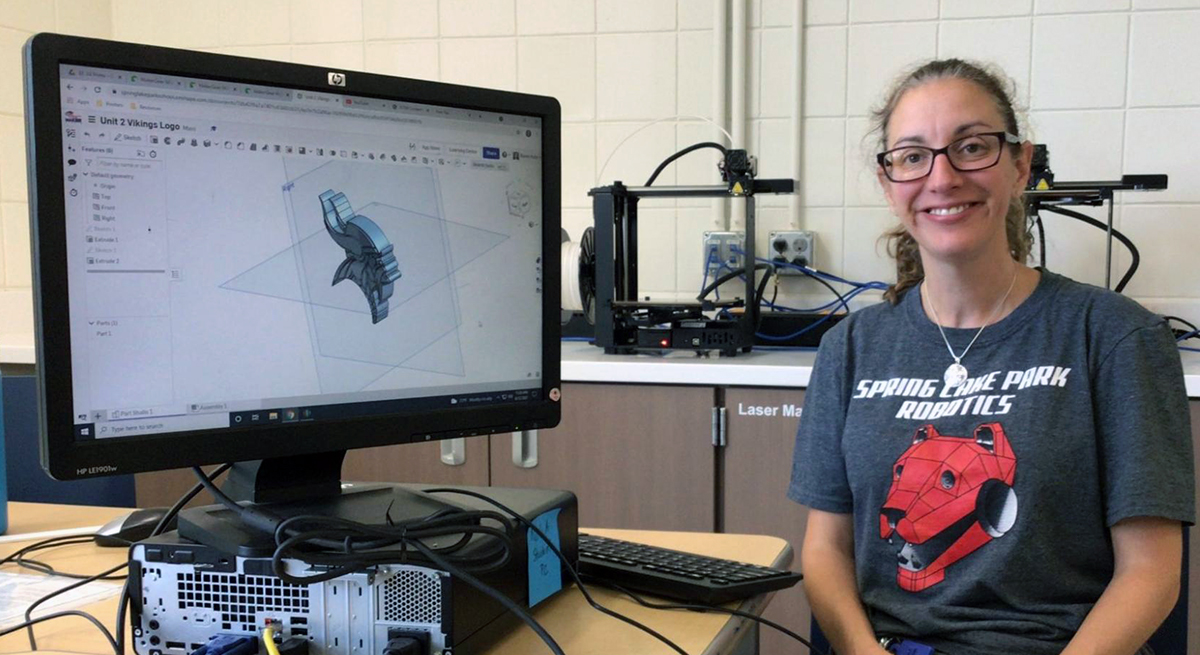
[439,438,466,466]
[512,430,539,468]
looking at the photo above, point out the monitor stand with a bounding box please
[176,451,470,558]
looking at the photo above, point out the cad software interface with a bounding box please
[58,65,545,440]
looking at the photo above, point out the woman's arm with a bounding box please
[1061,516,1183,655]
[802,509,891,655]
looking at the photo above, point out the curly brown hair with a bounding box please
[870,59,1032,304]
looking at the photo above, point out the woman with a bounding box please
[788,59,1194,655]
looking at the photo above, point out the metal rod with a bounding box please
[1105,200,1114,290]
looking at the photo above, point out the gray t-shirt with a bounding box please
[788,270,1194,655]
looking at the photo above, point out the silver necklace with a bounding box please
[924,268,1018,388]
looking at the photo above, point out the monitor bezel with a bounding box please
[25,33,562,481]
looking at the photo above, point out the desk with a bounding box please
[0,503,794,655]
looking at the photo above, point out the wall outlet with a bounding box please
[768,231,816,275]
[701,231,745,279]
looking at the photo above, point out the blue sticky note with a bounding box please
[527,508,562,607]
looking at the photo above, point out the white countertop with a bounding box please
[562,342,1200,398]
[4,336,1198,397]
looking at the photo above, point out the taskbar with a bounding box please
[73,387,543,440]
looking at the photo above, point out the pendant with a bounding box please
[944,362,968,387]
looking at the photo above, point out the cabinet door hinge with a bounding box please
[711,407,727,447]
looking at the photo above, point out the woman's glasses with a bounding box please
[877,131,1021,182]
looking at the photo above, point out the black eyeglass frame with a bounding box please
[876,131,1022,183]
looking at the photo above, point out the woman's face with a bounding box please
[878,77,1031,266]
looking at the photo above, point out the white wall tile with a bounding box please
[517,0,594,34]
[439,38,517,90]
[762,0,796,27]
[596,33,676,120]
[1031,13,1127,109]
[802,118,846,207]
[0,115,27,204]
[804,26,847,117]
[759,28,796,117]
[0,289,33,332]
[940,0,1033,18]
[113,0,221,48]
[842,207,897,285]
[806,0,848,25]
[1134,0,1200,6]
[562,207,591,245]
[678,30,714,120]
[562,123,596,208]
[846,22,938,116]
[219,0,290,46]
[519,36,595,122]
[636,207,678,292]
[290,0,363,43]
[55,0,113,39]
[1,1,57,32]
[0,27,28,116]
[939,18,1032,98]
[291,43,364,70]
[1125,108,1200,203]
[800,207,845,276]
[681,0,716,30]
[364,41,439,80]
[1036,204,1117,287]
[1118,205,1200,297]
[440,0,516,36]
[1027,110,1124,180]
[849,0,939,23]
[597,0,677,32]
[596,122,677,188]
[1036,0,1129,11]
[1129,11,1200,107]
[756,118,795,180]
[746,29,762,119]
[2,202,30,287]
[844,116,886,207]
[364,0,439,39]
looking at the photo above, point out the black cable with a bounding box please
[24,561,129,650]
[1039,205,1139,293]
[425,487,691,655]
[796,267,849,312]
[1032,213,1046,269]
[598,580,828,655]
[698,263,774,302]
[1164,315,1199,337]
[0,610,120,655]
[645,142,728,187]
[13,537,129,580]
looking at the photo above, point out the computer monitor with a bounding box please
[24,34,561,522]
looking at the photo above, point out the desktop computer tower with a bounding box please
[129,486,578,655]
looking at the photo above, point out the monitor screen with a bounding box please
[26,34,561,480]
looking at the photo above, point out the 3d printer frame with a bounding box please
[589,176,794,356]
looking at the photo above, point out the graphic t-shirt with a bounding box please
[788,270,1194,655]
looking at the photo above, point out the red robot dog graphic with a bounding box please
[879,423,1018,592]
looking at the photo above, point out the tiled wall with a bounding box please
[1,0,1198,335]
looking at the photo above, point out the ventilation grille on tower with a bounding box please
[381,569,442,624]
[176,572,310,633]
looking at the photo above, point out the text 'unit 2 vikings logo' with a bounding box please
[319,190,401,324]
[880,423,1018,592]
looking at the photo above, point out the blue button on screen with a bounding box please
[482,147,500,159]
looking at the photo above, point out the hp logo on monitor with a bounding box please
[328,72,346,87]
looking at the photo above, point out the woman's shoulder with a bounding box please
[1040,270,1164,332]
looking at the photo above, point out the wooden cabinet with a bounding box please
[490,382,719,532]
[722,388,811,655]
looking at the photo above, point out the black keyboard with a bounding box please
[576,533,802,605]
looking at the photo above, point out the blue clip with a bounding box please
[894,640,936,655]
